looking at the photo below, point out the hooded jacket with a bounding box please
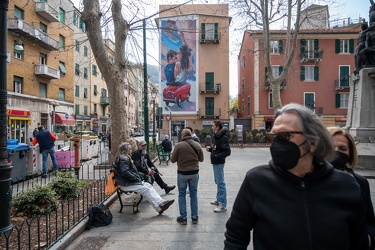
[224,161,368,250]
[209,127,231,164]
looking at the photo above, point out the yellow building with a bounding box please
[6,0,75,142]
[157,4,231,140]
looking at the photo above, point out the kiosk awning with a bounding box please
[54,113,75,125]
[8,116,31,125]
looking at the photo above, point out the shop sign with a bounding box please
[7,109,30,116]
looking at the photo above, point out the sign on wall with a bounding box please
[159,16,198,115]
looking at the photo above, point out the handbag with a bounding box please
[105,171,118,196]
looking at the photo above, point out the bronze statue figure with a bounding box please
[354,21,369,75]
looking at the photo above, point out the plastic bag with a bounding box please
[105,171,118,196]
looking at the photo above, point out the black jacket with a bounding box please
[341,166,375,250]
[113,155,142,187]
[209,127,231,164]
[161,139,172,151]
[131,150,158,174]
[224,161,368,250]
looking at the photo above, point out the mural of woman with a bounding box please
[174,32,192,86]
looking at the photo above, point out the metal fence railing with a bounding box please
[1,149,112,249]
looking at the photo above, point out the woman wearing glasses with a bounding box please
[328,126,375,249]
[224,103,368,250]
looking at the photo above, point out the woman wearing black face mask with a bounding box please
[328,126,375,250]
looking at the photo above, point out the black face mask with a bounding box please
[270,139,307,170]
[330,151,349,170]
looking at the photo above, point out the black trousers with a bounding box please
[154,173,167,189]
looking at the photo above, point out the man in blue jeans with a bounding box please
[32,125,58,177]
[171,129,204,224]
[206,120,231,213]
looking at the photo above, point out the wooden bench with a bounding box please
[110,169,143,213]
[156,143,171,165]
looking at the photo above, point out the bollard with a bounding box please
[73,136,80,179]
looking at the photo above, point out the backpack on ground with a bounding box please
[85,203,113,230]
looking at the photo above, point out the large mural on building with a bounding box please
[159,16,197,115]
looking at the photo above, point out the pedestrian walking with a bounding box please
[224,103,368,249]
[206,120,231,213]
[32,125,58,177]
[32,128,38,138]
[170,129,204,225]
[328,126,375,249]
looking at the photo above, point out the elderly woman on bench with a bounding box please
[113,142,174,215]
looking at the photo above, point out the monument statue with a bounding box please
[354,21,368,75]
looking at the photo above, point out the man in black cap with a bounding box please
[132,140,176,194]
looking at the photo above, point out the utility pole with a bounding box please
[0,0,13,233]
[143,19,150,153]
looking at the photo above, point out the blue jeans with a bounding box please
[42,147,58,174]
[213,164,226,207]
[177,173,199,219]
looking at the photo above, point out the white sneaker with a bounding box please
[214,204,227,213]
[210,200,219,206]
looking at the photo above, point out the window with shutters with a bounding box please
[39,83,47,98]
[336,93,349,108]
[304,93,315,111]
[300,66,319,81]
[14,76,22,93]
[59,8,65,23]
[59,88,65,101]
[75,85,80,97]
[335,39,354,54]
[59,35,65,49]
[269,93,273,108]
[75,104,80,114]
[340,40,350,53]
[84,46,88,57]
[14,40,23,59]
[75,40,80,52]
[84,88,88,99]
[270,40,283,54]
[247,96,251,116]
[14,6,24,19]
[201,23,220,42]
[75,64,80,76]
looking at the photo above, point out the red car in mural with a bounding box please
[163,82,191,107]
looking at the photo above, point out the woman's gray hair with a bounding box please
[116,143,131,157]
[275,103,335,163]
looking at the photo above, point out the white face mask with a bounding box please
[141,149,146,155]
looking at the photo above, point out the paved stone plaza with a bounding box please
[56,147,375,250]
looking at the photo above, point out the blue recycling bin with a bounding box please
[7,139,30,180]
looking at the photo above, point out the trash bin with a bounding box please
[26,145,42,174]
[91,139,99,158]
[55,147,74,169]
[7,139,30,180]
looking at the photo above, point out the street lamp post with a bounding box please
[0,0,14,233]
[151,89,157,148]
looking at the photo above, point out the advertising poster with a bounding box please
[159,16,197,115]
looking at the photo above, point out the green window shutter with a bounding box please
[59,62,66,74]
[300,66,305,81]
[94,85,98,95]
[14,40,23,55]
[314,66,319,81]
[314,39,319,58]
[201,23,205,40]
[84,88,88,99]
[349,39,355,53]
[335,93,340,108]
[75,85,79,97]
[214,23,219,40]
[75,104,79,114]
[73,12,77,26]
[335,39,340,53]
[279,66,283,75]
[340,66,350,87]
[75,64,80,75]
[300,39,306,54]
[279,40,283,54]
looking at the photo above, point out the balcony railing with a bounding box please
[300,50,324,63]
[198,108,221,119]
[8,18,60,50]
[200,32,221,43]
[35,2,59,22]
[100,96,109,105]
[199,83,221,93]
[34,65,60,79]
[334,79,350,90]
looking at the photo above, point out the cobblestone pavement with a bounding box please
[58,147,375,250]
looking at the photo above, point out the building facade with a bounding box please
[237,7,361,132]
[157,4,231,140]
[6,0,75,143]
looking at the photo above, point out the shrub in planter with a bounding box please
[50,171,85,199]
[12,183,58,216]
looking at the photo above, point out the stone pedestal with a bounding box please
[346,68,375,169]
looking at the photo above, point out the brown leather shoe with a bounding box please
[159,199,175,215]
